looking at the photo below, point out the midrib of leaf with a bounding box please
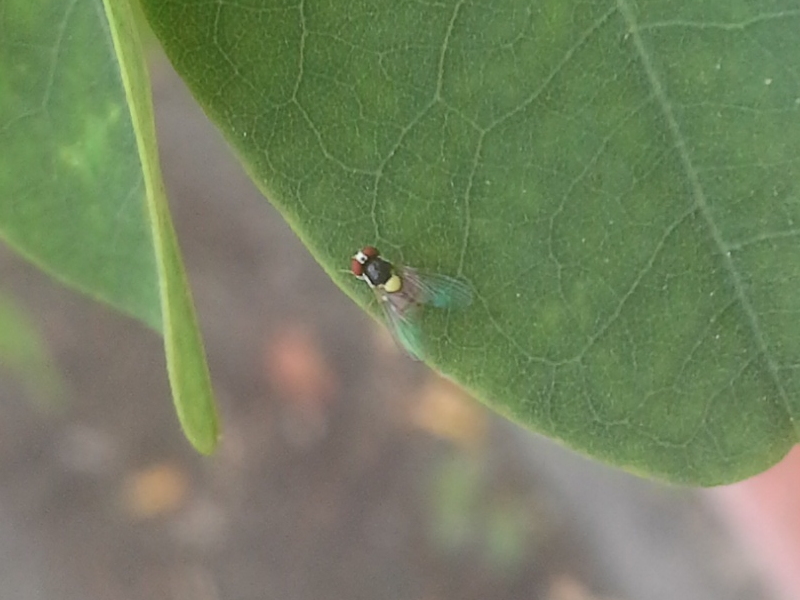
[616,0,797,435]
[633,11,800,32]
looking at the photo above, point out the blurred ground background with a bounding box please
[0,60,780,600]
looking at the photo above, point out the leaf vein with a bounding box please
[41,0,79,111]
[485,5,618,133]
[617,0,797,433]
[637,10,800,32]
[435,0,465,102]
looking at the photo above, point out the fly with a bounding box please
[350,246,472,359]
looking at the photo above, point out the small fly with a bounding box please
[350,246,472,359]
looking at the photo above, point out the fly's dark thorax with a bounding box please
[364,257,393,287]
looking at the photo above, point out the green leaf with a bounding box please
[0,0,218,453]
[102,0,219,454]
[0,0,158,325]
[140,0,800,484]
[0,291,62,404]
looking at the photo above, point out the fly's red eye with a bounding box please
[362,246,379,259]
[351,257,364,276]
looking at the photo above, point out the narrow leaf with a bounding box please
[101,0,218,453]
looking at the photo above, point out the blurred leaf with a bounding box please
[122,462,189,518]
[0,0,159,326]
[264,324,338,408]
[0,0,218,452]
[141,1,799,483]
[548,576,611,600]
[484,503,529,574]
[0,291,61,403]
[429,454,482,552]
[410,377,487,449]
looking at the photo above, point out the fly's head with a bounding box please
[351,246,402,293]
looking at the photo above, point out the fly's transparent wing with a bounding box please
[376,289,424,360]
[401,267,473,309]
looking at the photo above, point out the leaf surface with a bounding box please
[140,0,800,483]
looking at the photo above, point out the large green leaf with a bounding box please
[0,0,218,453]
[143,0,799,485]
